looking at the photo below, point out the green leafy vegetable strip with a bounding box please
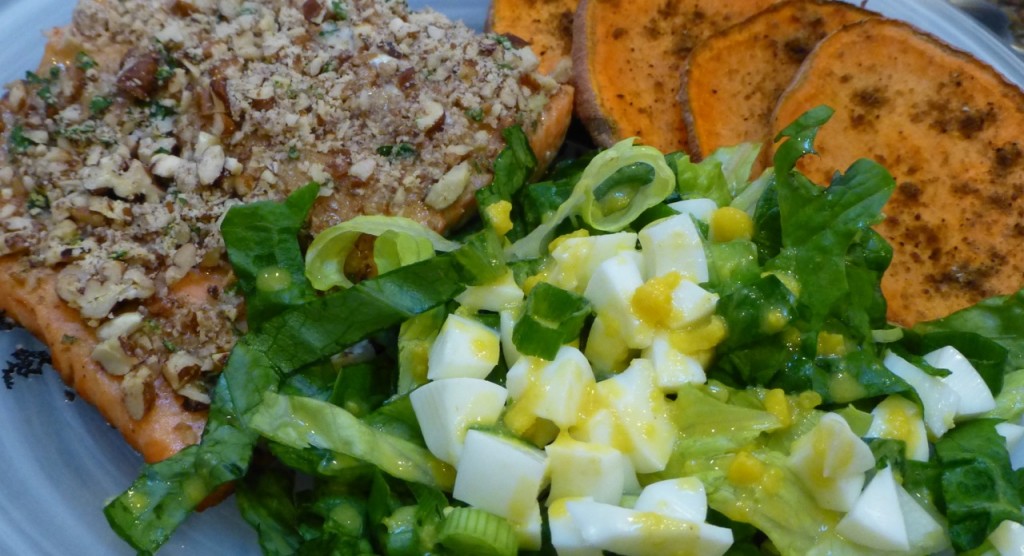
[935,419,1024,552]
[674,142,760,207]
[251,393,455,490]
[476,126,537,221]
[236,464,303,555]
[513,282,592,360]
[221,181,319,326]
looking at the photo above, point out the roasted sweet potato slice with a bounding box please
[572,0,783,151]
[487,0,579,76]
[771,18,1024,325]
[682,0,874,174]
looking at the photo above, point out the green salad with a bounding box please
[104,107,1024,555]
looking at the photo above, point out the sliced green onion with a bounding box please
[438,507,518,556]
[513,282,592,360]
[305,215,460,290]
[507,138,674,260]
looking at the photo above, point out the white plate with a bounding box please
[1,1,1023,554]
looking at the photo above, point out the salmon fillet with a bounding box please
[771,18,1024,325]
[0,0,571,463]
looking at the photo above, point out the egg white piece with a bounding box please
[580,359,676,473]
[923,345,996,418]
[634,477,708,523]
[643,332,706,390]
[409,378,507,465]
[549,232,639,294]
[989,520,1024,556]
[836,466,910,552]
[506,347,596,429]
[549,498,603,556]
[667,199,718,223]
[546,435,629,505]
[499,308,522,368]
[996,422,1024,470]
[427,314,500,380]
[455,269,524,313]
[883,351,960,438]
[453,429,548,546]
[789,412,874,512]
[565,499,732,556]
[867,395,930,462]
[584,251,653,349]
[584,314,632,376]
[638,214,709,283]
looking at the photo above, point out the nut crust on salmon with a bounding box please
[0,0,571,463]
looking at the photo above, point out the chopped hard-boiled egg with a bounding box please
[835,466,909,552]
[638,214,709,283]
[631,272,719,330]
[409,378,508,465]
[633,478,708,523]
[453,429,548,548]
[866,395,930,461]
[883,351,959,438]
[499,308,522,368]
[564,498,733,556]
[546,434,629,505]
[989,520,1024,556]
[426,314,500,380]
[667,199,718,223]
[643,332,707,390]
[584,314,633,376]
[505,346,596,431]
[549,498,603,556]
[575,359,676,473]
[584,251,653,349]
[455,269,524,313]
[548,232,639,294]
[923,345,996,418]
[788,412,875,512]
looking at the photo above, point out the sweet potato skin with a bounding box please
[486,0,579,76]
[771,18,1024,325]
[681,0,874,172]
[572,0,783,152]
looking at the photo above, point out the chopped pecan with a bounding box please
[116,49,162,101]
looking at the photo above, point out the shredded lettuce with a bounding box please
[935,419,1024,551]
[250,393,455,490]
[305,215,460,290]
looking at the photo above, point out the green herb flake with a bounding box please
[149,101,177,120]
[61,334,79,345]
[287,146,300,160]
[377,143,417,160]
[331,1,348,20]
[465,107,484,122]
[89,96,113,115]
[75,51,97,70]
[111,250,129,261]
[7,124,31,154]
[156,65,175,83]
[490,34,514,50]
[162,339,179,353]
[27,189,50,211]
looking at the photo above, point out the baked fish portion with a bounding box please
[0,0,571,462]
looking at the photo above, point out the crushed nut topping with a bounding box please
[0,0,555,418]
